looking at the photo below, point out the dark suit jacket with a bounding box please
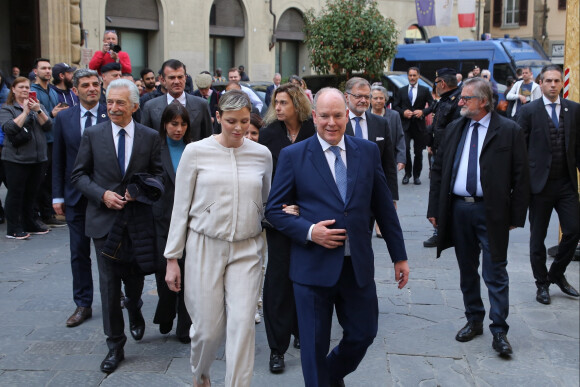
[264,84,275,108]
[140,93,213,140]
[427,112,530,261]
[52,103,109,206]
[71,121,163,238]
[265,135,407,288]
[516,98,580,194]
[393,84,434,132]
[192,89,219,119]
[345,113,398,200]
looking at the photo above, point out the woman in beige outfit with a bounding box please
[164,90,273,387]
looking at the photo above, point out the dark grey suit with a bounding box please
[71,120,163,350]
[346,113,398,200]
[140,93,213,140]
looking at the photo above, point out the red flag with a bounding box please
[458,0,476,28]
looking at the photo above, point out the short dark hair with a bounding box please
[140,68,154,79]
[34,58,51,69]
[407,66,420,75]
[73,68,99,88]
[439,74,458,88]
[159,101,192,144]
[539,65,563,81]
[160,59,186,78]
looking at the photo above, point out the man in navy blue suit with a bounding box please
[53,69,108,327]
[266,88,409,387]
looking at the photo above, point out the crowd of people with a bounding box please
[1,33,578,386]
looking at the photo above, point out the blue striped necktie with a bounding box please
[329,146,347,202]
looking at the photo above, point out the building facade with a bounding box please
[1,0,477,82]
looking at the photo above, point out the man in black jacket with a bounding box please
[428,78,529,356]
[393,67,434,185]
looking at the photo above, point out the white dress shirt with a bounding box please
[543,95,561,120]
[452,113,491,197]
[111,120,135,173]
[307,134,350,254]
[349,111,368,140]
[79,103,101,134]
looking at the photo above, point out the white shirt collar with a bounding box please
[80,103,100,118]
[111,119,135,138]
[167,92,186,106]
[317,133,346,152]
[542,95,560,106]
[349,111,366,121]
[470,112,492,129]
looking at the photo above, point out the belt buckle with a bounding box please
[465,196,475,203]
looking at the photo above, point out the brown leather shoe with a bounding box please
[66,306,92,327]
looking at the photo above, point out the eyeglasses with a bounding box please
[347,92,371,101]
[459,96,479,102]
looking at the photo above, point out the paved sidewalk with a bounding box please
[0,167,578,386]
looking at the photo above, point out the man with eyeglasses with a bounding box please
[89,30,132,76]
[427,77,529,357]
[423,68,462,248]
[393,67,434,185]
[344,77,398,205]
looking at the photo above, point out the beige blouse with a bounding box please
[164,135,273,259]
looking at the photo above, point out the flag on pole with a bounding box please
[435,0,453,26]
[416,0,436,27]
[458,0,476,28]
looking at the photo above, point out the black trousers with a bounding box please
[35,142,53,219]
[263,228,299,354]
[3,161,43,234]
[529,177,580,287]
[404,124,425,179]
[154,255,191,339]
[93,236,145,350]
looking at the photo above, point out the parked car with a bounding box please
[209,81,272,116]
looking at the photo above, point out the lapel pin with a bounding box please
[101,114,106,118]
[564,108,568,112]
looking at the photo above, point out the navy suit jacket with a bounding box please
[265,84,275,107]
[265,135,407,288]
[345,113,398,200]
[52,103,109,206]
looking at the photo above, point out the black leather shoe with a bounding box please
[455,321,483,342]
[100,348,124,373]
[492,332,513,356]
[159,322,173,334]
[423,235,438,248]
[536,285,551,304]
[414,177,421,185]
[402,175,410,185]
[550,275,579,297]
[330,379,346,387]
[293,337,300,349]
[128,310,145,341]
[269,351,285,373]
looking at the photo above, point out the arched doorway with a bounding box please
[105,0,160,77]
[209,0,245,76]
[275,8,305,79]
[404,24,427,43]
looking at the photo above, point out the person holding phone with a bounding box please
[0,76,52,239]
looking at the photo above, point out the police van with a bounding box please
[391,36,551,87]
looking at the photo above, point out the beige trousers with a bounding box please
[184,230,263,387]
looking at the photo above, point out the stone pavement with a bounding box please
[0,165,578,387]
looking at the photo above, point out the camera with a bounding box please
[108,43,122,53]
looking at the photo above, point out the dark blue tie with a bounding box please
[408,85,414,105]
[84,111,93,129]
[118,129,126,175]
[466,122,480,196]
[353,116,363,138]
[550,103,559,128]
[329,146,347,202]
